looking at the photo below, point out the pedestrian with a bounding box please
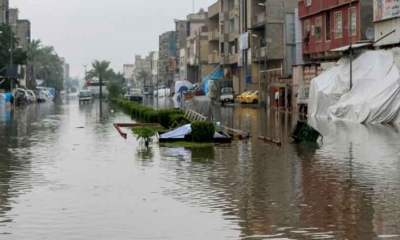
[287,88,292,111]
[274,88,279,108]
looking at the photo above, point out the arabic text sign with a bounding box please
[374,0,400,21]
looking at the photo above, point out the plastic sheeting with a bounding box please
[308,49,400,123]
[185,96,213,120]
[160,124,226,139]
[203,67,223,94]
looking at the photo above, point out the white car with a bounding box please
[78,90,93,103]
[128,88,143,103]
[220,87,234,103]
[37,91,53,102]
[26,90,37,103]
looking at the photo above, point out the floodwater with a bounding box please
[0,95,399,239]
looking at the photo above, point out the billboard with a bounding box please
[374,0,400,21]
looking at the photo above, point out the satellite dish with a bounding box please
[365,27,375,40]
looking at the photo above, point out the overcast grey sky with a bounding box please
[12,0,217,78]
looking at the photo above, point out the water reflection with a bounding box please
[0,96,400,239]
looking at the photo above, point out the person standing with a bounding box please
[274,88,280,108]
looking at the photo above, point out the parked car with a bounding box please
[129,88,143,103]
[244,91,259,104]
[78,90,93,103]
[220,87,234,103]
[15,88,29,105]
[26,90,37,103]
[237,90,255,103]
[37,90,53,103]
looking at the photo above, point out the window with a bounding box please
[228,18,235,33]
[325,12,331,41]
[315,17,322,42]
[228,0,235,10]
[304,20,310,45]
[349,8,356,36]
[304,20,310,37]
[334,11,342,38]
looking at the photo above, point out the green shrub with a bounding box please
[170,113,189,126]
[158,110,173,129]
[191,122,215,143]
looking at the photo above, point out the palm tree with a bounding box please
[137,69,149,86]
[86,60,111,117]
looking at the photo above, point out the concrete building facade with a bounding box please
[186,10,210,83]
[0,0,9,24]
[133,55,151,87]
[158,31,176,87]
[16,19,30,51]
[123,64,135,86]
[150,51,159,86]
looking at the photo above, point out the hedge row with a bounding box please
[112,99,186,129]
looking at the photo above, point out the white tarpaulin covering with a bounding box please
[309,49,400,123]
[160,124,226,139]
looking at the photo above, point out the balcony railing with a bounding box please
[208,29,220,41]
[253,13,266,27]
[208,53,221,64]
[254,47,267,60]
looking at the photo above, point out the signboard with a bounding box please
[305,0,312,7]
[374,0,400,21]
[239,32,249,51]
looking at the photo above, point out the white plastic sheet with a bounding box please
[308,49,400,123]
[160,124,226,139]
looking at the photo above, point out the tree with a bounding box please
[86,60,111,117]
[107,71,126,98]
[137,70,150,86]
[27,39,65,92]
[0,24,28,90]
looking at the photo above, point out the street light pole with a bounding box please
[349,0,353,90]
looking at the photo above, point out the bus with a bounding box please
[87,78,108,97]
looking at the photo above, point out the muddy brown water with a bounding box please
[0,94,399,239]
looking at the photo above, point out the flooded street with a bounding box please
[0,95,400,239]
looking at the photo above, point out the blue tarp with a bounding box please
[0,93,12,104]
[203,67,223,94]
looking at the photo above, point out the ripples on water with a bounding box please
[0,97,399,239]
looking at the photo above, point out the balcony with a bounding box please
[208,53,221,64]
[252,12,266,29]
[253,47,267,61]
[229,53,238,64]
[208,2,220,19]
[208,29,220,42]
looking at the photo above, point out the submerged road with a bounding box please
[0,94,399,239]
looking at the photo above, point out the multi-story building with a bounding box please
[175,19,188,79]
[133,55,151,87]
[186,10,211,83]
[150,51,159,86]
[248,0,298,105]
[16,19,30,51]
[219,0,241,92]
[298,0,373,61]
[373,1,400,48]
[8,8,17,33]
[0,0,9,24]
[158,31,176,87]
[123,64,135,86]
[208,1,221,70]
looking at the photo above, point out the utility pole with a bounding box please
[244,0,248,91]
[349,0,353,90]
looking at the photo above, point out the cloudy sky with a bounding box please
[12,0,217,78]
